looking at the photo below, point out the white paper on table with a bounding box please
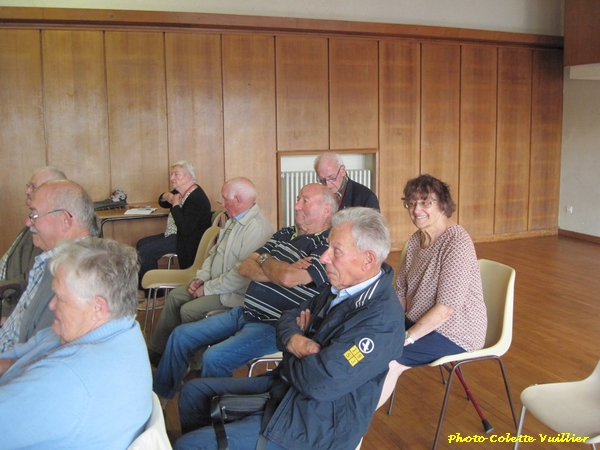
[124,208,157,215]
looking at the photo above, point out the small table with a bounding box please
[96,203,170,238]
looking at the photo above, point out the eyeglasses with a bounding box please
[28,209,72,224]
[25,182,38,191]
[317,166,343,185]
[403,199,438,210]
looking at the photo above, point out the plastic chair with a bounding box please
[514,359,600,450]
[140,225,221,335]
[127,392,172,450]
[211,207,228,228]
[387,259,518,449]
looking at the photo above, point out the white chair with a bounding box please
[246,352,284,377]
[387,259,518,449]
[514,359,600,450]
[140,225,221,335]
[211,207,228,228]
[127,392,172,450]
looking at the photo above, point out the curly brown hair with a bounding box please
[402,174,456,218]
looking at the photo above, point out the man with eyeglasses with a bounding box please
[0,179,98,353]
[0,167,67,325]
[314,152,380,211]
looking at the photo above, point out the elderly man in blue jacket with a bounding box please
[175,207,404,450]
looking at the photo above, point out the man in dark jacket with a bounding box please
[314,152,380,211]
[174,207,404,450]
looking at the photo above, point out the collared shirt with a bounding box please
[328,269,384,312]
[0,249,56,353]
[334,175,349,204]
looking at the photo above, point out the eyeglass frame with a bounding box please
[402,199,438,210]
[28,209,73,224]
[316,165,344,185]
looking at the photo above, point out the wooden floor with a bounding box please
[146,235,600,449]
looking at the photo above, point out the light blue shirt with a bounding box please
[0,318,152,449]
[328,269,384,312]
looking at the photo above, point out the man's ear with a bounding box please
[93,295,110,317]
[363,250,376,271]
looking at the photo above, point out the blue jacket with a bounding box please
[264,263,404,450]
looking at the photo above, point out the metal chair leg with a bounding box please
[387,387,396,415]
[513,405,527,450]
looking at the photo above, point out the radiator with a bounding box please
[281,169,372,227]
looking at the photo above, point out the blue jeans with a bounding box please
[176,376,285,450]
[153,307,278,399]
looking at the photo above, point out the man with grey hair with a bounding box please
[148,177,275,366]
[0,238,152,449]
[0,179,98,353]
[136,160,211,287]
[0,166,67,324]
[175,207,404,450]
[314,152,380,211]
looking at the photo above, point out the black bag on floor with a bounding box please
[210,393,272,450]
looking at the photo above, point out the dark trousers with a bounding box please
[175,376,286,450]
[136,233,177,289]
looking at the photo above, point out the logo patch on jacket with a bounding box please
[344,346,365,366]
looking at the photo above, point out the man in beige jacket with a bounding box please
[148,177,274,365]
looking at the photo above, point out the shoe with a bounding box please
[137,296,165,310]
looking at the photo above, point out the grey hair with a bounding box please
[317,184,339,216]
[225,177,257,203]
[34,166,67,181]
[331,207,391,264]
[50,237,139,319]
[172,160,196,182]
[313,152,344,171]
[43,180,98,234]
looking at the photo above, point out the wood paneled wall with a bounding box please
[0,11,563,253]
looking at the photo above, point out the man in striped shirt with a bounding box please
[153,183,336,401]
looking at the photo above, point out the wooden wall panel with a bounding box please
[165,33,224,207]
[42,30,110,201]
[495,48,533,234]
[379,40,421,250]
[276,36,329,152]
[564,0,600,66]
[459,45,498,237]
[0,30,45,254]
[105,31,168,206]
[529,50,563,230]
[421,43,461,205]
[330,38,378,150]
[222,34,277,225]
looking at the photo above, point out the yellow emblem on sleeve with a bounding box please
[344,345,365,366]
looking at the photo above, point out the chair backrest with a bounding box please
[211,208,228,228]
[392,240,409,286]
[478,259,516,356]
[127,393,172,450]
[191,225,222,269]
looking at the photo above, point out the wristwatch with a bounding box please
[257,253,270,266]
[405,330,415,344]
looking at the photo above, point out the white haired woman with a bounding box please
[0,238,153,449]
